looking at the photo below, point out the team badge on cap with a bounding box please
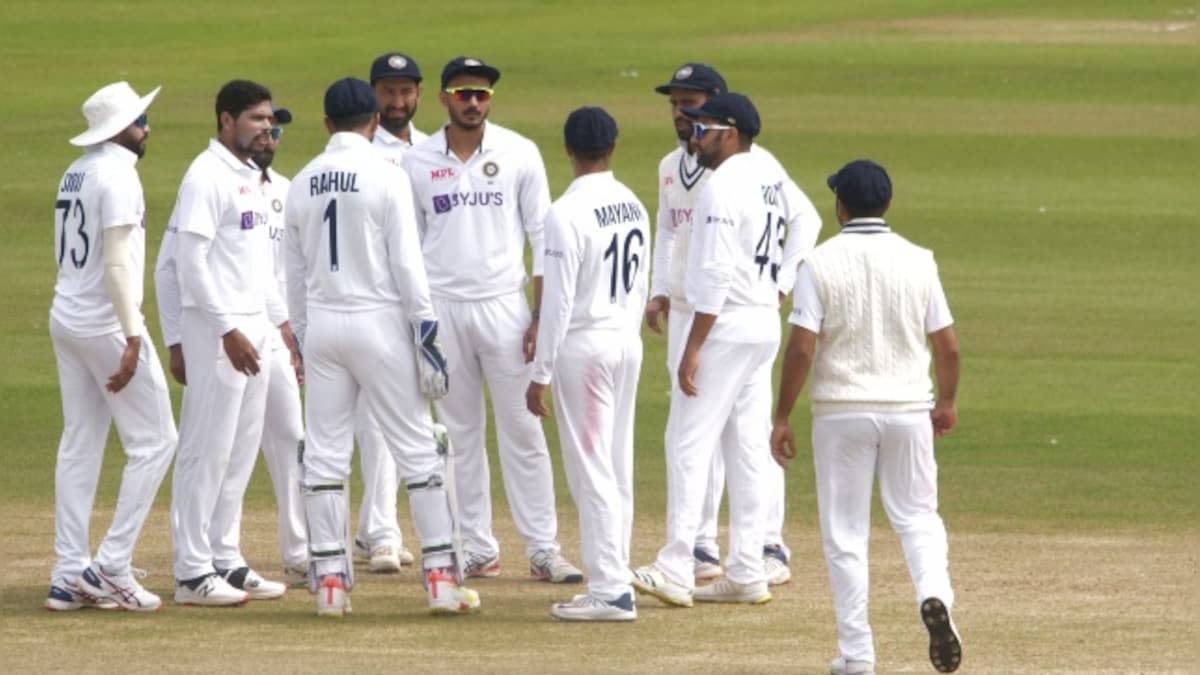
[388,55,408,70]
[483,161,499,177]
[675,66,693,79]
[464,58,483,66]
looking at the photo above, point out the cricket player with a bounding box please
[647,63,820,586]
[168,79,290,606]
[771,160,962,675]
[403,56,581,583]
[284,77,477,617]
[252,106,310,586]
[47,81,175,612]
[527,107,648,622]
[632,93,807,607]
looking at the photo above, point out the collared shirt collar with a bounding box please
[439,120,491,157]
[564,170,615,195]
[92,141,140,166]
[375,125,417,148]
[325,130,373,152]
[840,217,890,234]
[206,137,258,175]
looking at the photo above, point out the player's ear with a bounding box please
[219,110,235,133]
[438,90,449,108]
[323,117,336,136]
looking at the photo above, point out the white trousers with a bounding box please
[171,309,272,580]
[301,306,451,577]
[552,330,641,601]
[433,291,558,559]
[654,334,777,588]
[666,306,789,558]
[353,401,403,550]
[49,318,176,581]
[812,411,955,664]
[260,332,307,568]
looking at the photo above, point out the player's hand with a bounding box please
[522,317,539,363]
[106,336,141,393]
[413,320,449,399]
[931,399,957,437]
[222,328,261,376]
[168,343,187,385]
[677,348,700,397]
[526,381,551,417]
[644,296,670,334]
[279,321,304,387]
[770,422,797,469]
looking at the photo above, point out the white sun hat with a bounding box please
[69,81,161,147]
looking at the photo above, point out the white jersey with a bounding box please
[51,142,147,337]
[153,226,181,346]
[653,143,820,307]
[170,138,284,334]
[403,121,551,301]
[686,150,813,344]
[373,124,428,168]
[263,167,292,301]
[532,171,650,384]
[284,131,434,334]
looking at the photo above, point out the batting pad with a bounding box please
[405,473,455,570]
[303,484,352,592]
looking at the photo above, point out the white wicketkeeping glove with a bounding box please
[412,319,449,400]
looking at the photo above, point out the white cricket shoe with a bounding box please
[529,549,584,584]
[694,577,772,604]
[368,546,402,573]
[830,656,875,675]
[921,596,963,673]
[551,592,636,622]
[283,563,309,588]
[219,566,286,600]
[464,551,501,578]
[426,568,481,615]
[693,547,723,583]
[764,545,792,586]
[316,574,350,618]
[174,573,250,606]
[78,564,161,612]
[44,577,119,611]
[630,565,693,608]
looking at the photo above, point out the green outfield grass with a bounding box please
[1,1,1196,673]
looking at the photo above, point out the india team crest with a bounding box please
[388,55,408,69]
[676,66,693,80]
[482,161,499,178]
[271,198,283,213]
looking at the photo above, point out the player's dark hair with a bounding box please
[572,146,612,163]
[736,132,753,151]
[329,112,377,132]
[215,80,272,132]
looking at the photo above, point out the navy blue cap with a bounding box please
[371,52,422,85]
[441,56,501,88]
[564,106,618,153]
[324,77,378,119]
[680,92,760,138]
[272,105,292,125]
[655,63,726,96]
[827,160,893,210]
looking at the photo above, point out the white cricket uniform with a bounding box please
[789,218,955,664]
[653,143,821,562]
[285,131,454,580]
[49,142,176,583]
[169,138,284,581]
[651,149,803,589]
[532,171,649,601]
[350,122,429,554]
[404,121,561,560]
[260,168,307,569]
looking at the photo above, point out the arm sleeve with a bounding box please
[685,185,736,315]
[178,231,237,336]
[385,169,436,322]
[101,224,146,339]
[153,228,182,346]
[530,207,580,384]
[776,178,823,296]
[650,165,675,299]
[401,154,429,241]
[519,143,552,277]
[283,182,308,346]
[787,262,823,332]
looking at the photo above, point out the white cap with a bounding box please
[69,81,161,147]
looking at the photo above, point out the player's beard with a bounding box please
[380,104,416,135]
[115,127,147,158]
[235,128,270,159]
[674,116,692,143]
[252,147,276,170]
[449,105,487,131]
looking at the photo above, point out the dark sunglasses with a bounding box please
[269,126,284,140]
[133,113,149,129]
[444,86,494,103]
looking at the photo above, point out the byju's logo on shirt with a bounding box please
[432,191,504,214]
[240,211,255,230]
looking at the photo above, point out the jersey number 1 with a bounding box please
[324,199,339,271]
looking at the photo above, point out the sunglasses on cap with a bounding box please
[444,86,494,103]
[269,126,284,140]
[133,114,149,129]
[692,121,732,140]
